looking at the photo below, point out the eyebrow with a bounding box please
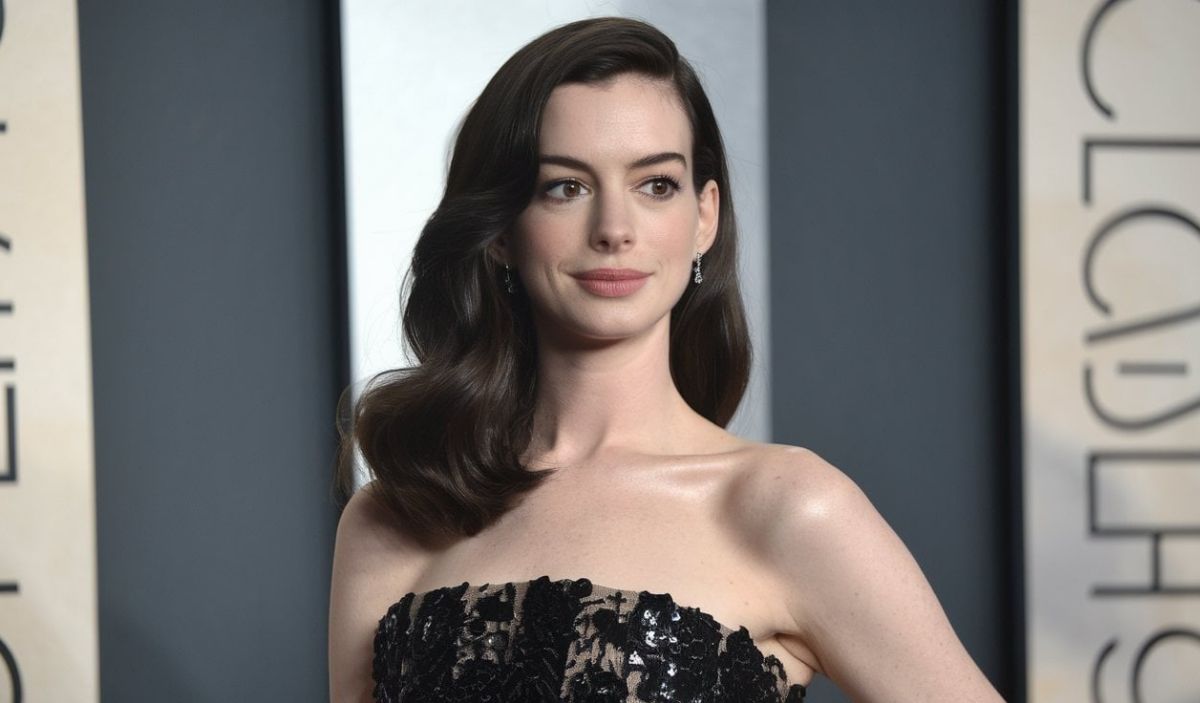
[539,151,688,172]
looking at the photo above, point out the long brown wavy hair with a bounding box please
[334,16,752,546]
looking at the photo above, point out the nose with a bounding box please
[589,188,635,251]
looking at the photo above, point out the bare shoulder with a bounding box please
[728,444,1003,701]
[732,443,890,601]
[726,442,899,630]
[335,481,428,558]
[725,443,866,554]
[328,482,429,703]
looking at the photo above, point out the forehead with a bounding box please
[538,75,691,163]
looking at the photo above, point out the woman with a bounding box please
[328,16,1004,703]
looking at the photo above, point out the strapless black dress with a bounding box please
[372,574,807,702]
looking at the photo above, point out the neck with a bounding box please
[523,315,702,469]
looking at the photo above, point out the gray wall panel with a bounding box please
[767,2,1011,700]
[78,2,342,699]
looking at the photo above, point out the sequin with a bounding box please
[372,575,807,702]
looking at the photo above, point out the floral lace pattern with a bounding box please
[373,575,807,702]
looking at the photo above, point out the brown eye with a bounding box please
[639,176,681,200]
[545,179,589,201]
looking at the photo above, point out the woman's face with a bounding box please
[497,73,719,346]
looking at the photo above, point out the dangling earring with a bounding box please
[504,264,516,294]
[693,251,703,284]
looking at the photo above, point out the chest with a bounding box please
[401,462,816,686]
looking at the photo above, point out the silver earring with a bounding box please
[504,264,515,293]
[693,251,703,284]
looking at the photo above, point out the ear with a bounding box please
[487,235,510,267]
[696,179,719,254]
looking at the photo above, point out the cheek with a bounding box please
[514,220,568,268]
[655,207,700,254]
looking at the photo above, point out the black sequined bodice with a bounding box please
[372,575,807,702]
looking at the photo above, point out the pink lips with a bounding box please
[572,268,650,297]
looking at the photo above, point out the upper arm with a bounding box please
[759,447,1003,703]
[328,483,425,703]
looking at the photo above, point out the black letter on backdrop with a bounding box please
[0,635,21,703]
[0,235,11,483]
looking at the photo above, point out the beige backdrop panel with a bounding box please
[0,0,99,701]
[1021,1,1200,701]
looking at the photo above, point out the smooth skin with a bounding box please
[328,73,1005,702]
